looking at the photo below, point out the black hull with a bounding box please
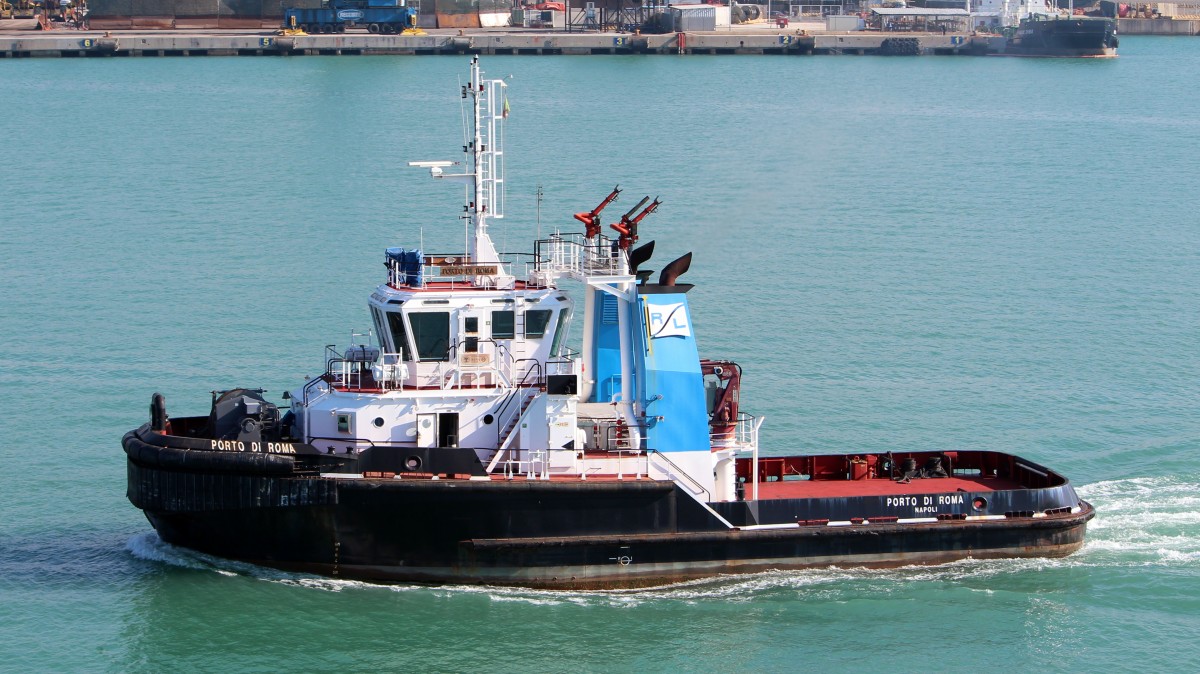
[126,430,1094,589]
[145,506,1092,589]
[1005,17,1118,58]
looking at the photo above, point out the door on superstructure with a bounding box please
[438,413,460,448]
[416,413,437,448]
[458,313,492,377]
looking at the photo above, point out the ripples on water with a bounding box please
[4,38,1200,672]
[103,475,1199,673]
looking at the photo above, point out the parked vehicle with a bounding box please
[284,0,417,34]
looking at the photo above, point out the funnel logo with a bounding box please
[648,303,691,338]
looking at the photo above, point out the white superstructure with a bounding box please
[971,0,1055,30]
[286,57,762,501]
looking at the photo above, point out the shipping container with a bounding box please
[670,4,716,31]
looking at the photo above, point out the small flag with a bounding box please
[502,96,510,119]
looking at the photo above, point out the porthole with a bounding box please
[972,497,988,511]
[373,417,385,428]
[483,414,495,425]
[405,456,423,470]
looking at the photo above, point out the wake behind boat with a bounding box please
[123,58,1094,589]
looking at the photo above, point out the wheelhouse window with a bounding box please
[371,307,389,351]
[492,310,515,339]
[386,312,410,361]
[410,312,450,361]
[525,309,552,338]
[463,315,480,353]
[551,308,572,356]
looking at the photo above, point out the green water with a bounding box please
[2,41,1198,672]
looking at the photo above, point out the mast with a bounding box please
[467,56,506,272]
[411,56,511,284]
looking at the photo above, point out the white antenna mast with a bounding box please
[409,57,511,284]
[536,184,543,240]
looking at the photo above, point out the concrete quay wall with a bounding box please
[0,29,1002,58]
[1119,18,1200,34]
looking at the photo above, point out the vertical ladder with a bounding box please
[477,76,505,220]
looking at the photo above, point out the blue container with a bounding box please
[405,249,423,288]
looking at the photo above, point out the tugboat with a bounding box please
[124,58,1095,589]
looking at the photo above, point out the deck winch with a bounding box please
[208,388,281,444]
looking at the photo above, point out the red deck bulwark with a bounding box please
[752,475,1023,500]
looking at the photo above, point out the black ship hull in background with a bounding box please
[1005,1,1118,59]
[1006,16,1117,57]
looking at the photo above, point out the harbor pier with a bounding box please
[0,26,1007,58]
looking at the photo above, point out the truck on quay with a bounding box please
[284,0,418,34]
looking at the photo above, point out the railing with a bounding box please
[647,449,713,502]
[572,449,647,481]
[710,412,763,452]
[383,234,634,295]
[1173,3,1200,19]
[545,354,579,377]
[789,2,845,17]
[387,251,549,290]
[317,339,580,402]
[501,448,549,480]
[306,436,418,450]
[612,449,646,481]
[302,371,333,407]
[603,422,647,452]
[709,412,765,501]
[493,361,544,447]
[482,363,545,473]
[320,340,542,392]
[531,233,628,284]
[444,339,523,389]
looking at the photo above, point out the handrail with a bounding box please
[647,449,712,502]
[387,250,555,291]
[301,373,332,407]
[512,358,543,381]
[612,448,645,480]
[500,448,549,480]
[493,362,544,446]
[324,358,375,391]
[531,233,628,282]
[603,422,647,452]
[448,337,511,363]
[711,412,765,501]
[306,436,417,449]
[319,328,580,394]
[544,356,578,376]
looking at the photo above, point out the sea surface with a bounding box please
[2,39,1199,672]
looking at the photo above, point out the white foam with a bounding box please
[126,531,208,570]
[1073,475,1200,567]
[116,531,1096,603]
[434,560,1083,607]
